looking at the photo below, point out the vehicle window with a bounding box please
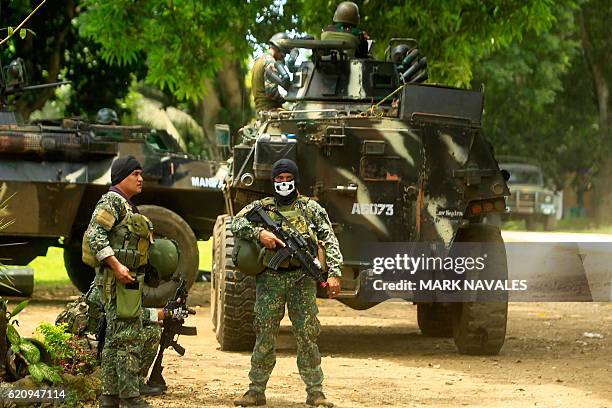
[507,168,542,185]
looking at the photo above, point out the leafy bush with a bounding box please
[36,323,97,375]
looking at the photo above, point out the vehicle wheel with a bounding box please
[211,215,256,351]
[544,215,557,231]
[452,224,508,355]
[138,205,199,290]
[64,232,95,293]
[417,303,453,338]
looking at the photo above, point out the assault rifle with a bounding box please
[246,203,328,286]
[147,279,197,390]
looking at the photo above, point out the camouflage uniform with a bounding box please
[82,284,161,386]
[252,50,284,113]
[231,195,342,394]
[84,191,158,398]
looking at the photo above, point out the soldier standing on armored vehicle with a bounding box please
[321,1,369,57]
[232,159,342,407]
[252,33,291,113]
[83,155,167,408]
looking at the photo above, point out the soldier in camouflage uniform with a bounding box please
[233,159,342,407]
[83,155,165,408]
[252,32,290,113]
[322,1,369,58]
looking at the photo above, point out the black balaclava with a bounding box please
[271,158,299,206]
[111,155,142,186]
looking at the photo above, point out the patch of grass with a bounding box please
[198,239,213,271]
[29,247,69,287]
[501,220,526,231]
[554,218,612,234]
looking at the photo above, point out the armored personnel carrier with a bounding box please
[0,58,226,294]
[211,38,510,355]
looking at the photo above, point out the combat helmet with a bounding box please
[96,108,119,125]
[269,32,290,51]
[232,238,266,276]
[333,1,360,26]
[149,238,180,280]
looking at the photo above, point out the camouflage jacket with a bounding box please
[231,195,343,277]
[84,191,130,262]
[252,50,284,112]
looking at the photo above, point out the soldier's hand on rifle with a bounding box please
[259,229,285,249]
[327,276,341,299]
[105,255,135,284]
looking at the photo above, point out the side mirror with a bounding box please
[214,124,231,160]
[215,124,230,147]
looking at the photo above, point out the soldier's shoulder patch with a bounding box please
[95,208,116,230]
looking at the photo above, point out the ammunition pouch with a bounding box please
[116,273,144,319]
[114,248,146,270]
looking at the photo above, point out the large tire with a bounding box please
[138,205,199,290]
[211,215,256,351]
[451,224,508,355]
[64,232,96,293]
[417,303,453,338]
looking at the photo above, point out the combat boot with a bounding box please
[139,383,164,396]
[306,392,334,407]
[233,390,266,406]
[119,396,152,408]
[99,395,119,408]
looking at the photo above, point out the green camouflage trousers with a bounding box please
[101,301,142,398]
[141,320,161,384]
[248,269,323,394]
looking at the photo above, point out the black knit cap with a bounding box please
[271,158,299,183]
[111,155,143,185]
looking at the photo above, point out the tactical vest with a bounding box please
[109,205,153,270]
[260,196,318,269]
[82,198,153,269]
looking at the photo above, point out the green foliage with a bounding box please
[36,322,97,375]
[9,300,28,318]
[79,0,274,101]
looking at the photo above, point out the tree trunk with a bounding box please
[198,55,250,160]
[577,9,612,223]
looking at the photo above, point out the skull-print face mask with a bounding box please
[274,180,295,196]
[273,179,297,205]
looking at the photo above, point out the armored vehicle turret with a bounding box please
[212,38,510,355]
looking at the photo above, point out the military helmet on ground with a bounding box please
[149,238,180,280]
[96,108,119,125]
[333,1,360,26]
[269,32,290,51]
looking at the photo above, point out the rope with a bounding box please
[362,83,406,118]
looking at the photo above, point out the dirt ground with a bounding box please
[8,283,612,408]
